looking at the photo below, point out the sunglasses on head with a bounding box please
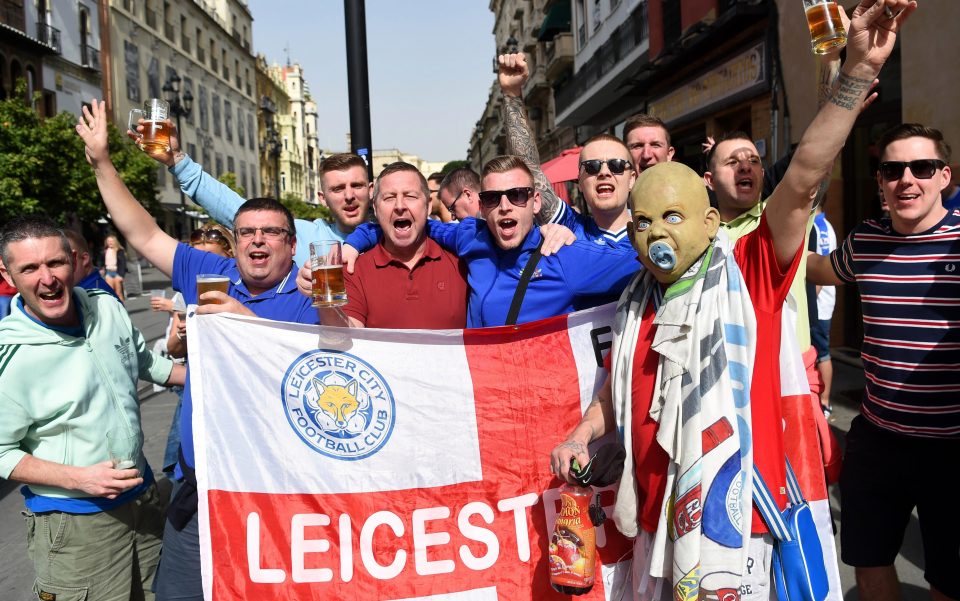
[579,158,633,176]
[878,159,946,181]
[190,228,227,246]
[478,186,534,209]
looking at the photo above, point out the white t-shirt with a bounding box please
[813,213,837,319]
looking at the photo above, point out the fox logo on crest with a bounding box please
[307,379,369,434]
[281,350,396,460]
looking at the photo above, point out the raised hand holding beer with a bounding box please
[310,241,347,307]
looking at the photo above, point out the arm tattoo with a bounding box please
[816,60,840,109]
[502,94,562,224]
[829,72,872,111]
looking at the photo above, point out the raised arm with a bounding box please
[132,118,246,229]
[764,0,914,269]
[78,100,178,275]
[498,53,564,225]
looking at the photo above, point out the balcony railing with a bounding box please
[36,22,61,54]
[0,0,24,31]
[556,2,649,116]
[81,44,100,71]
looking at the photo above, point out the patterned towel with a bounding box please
[610,229,758,598]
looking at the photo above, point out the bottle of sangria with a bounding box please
[548,481,596,596]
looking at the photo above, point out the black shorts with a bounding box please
[839,415,960,598]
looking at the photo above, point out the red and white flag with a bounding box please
[189,306,633,600]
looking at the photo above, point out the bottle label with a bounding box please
[548,490,597,588]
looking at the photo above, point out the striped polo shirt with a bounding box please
[831,209,960,438]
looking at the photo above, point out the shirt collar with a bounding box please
[722,199,765,229]
[228,261,299,299]
[371,237,443,268]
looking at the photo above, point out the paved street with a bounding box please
[0,267,932,599]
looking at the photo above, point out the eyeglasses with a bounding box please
[579,158,633,176]
[878,159,946,181]
[234,226,291,240]
[445,189,465,213]
[190,228,228,245]
[478,187,534,209]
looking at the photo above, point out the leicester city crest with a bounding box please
[280,349,396,460]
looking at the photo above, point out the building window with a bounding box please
[283,135,288,150]
[215,153,223,177]
[212,93,221,137]
[237,108,244,146]
[227,156,235,174]
[224,99,233,142]
[576,0,587,47]
[281,171,286,191]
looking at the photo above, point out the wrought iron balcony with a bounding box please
[81,44,100,71]
[37,22,61,54]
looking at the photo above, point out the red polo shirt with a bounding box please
[342,238,468,329]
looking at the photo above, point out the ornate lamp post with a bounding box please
[162,74,193,237]
[260,96,282,199]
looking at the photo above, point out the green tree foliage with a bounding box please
[280,192,332,222]
[217,171,246,198]
[441,160,470,175]
[0,89,159,225]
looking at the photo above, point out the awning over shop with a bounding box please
[537,2,572,42]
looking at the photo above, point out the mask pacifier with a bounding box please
[648,241,677,271]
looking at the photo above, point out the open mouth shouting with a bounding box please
[248,250,270,266]
[497,218,519,240]
[37,287,66,305]
[595,183,616,199]
[735,176,755,195]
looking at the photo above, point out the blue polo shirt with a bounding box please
[347,220,639,328]
[172,244,318,470]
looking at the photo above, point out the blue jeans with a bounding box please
[152,481,202,601]
[162,389,183,473]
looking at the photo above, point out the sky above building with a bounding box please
[247,0,496,163]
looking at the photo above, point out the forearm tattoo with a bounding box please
[502,94,561,223]
[829,72,873,110]
[816,60,840,109]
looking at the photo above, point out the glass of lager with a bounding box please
[802,0,846,55]
[107,427,143,475]
[196,274,230,305]
[128,98,172,153]
[310,241,347,307]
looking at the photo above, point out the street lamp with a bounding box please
[260,96,282,199]
[163,74,193,237]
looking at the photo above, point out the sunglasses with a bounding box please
[190,228,228,246]
[446,189,465,213]
[878,159,946,181]
[478,186,534,209]
[579,158,633,176]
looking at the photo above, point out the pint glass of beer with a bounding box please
[128,98,172,153]
[802,0,846,55]
[310,241,347,307]
[196,274,230,305]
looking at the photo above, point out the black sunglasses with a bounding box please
[579,158,633,176]
[878,159,946,181]
[478,187,534,209]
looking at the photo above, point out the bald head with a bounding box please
[630,162,710,213]
[628,162,720,284]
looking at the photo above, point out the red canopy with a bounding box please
[541,146,582,184]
